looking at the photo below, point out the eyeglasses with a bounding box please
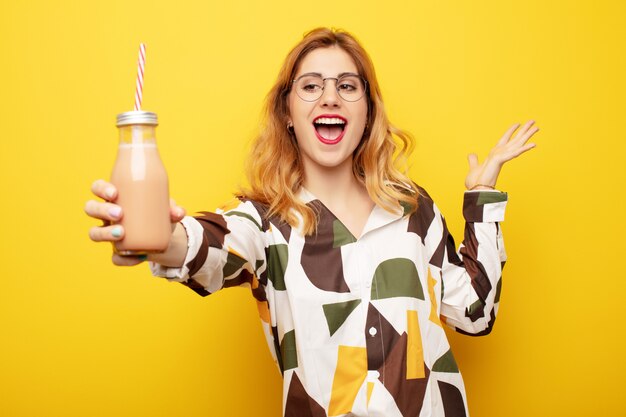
[291,73,368,102]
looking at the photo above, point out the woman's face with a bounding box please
[288,46,368,175]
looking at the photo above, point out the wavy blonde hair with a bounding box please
[243,27,419,235]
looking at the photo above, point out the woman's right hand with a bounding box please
[85,179,186,266]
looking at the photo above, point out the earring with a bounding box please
[287,121,294,133]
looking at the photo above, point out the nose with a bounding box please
[319,79,340,107]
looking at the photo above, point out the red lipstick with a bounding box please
[312,114,347,145]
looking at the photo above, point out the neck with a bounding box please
[302,157,365,206]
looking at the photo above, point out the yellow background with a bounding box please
[1,0,624,416]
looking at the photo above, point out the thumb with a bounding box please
[169,198,186,222]
[467,153,479,170]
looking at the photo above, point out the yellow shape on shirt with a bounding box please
[328,346,367,416]
[366,382,375,406]
[407,310,425,379]
[427,270,443,327]
[256,300,270,324]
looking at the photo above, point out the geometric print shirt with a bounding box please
[150,186,508,417]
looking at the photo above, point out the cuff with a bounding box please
[463,191,508,222]
[149,216,204,281]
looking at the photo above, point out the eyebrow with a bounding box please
[296,71,360,78]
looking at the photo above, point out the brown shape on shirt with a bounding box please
[187,211,230,277]
[365,302,401,371]
[300,200,351,293]
[407,188,436,245]
[181,277,211,297]
[459,222,491,324]
[284,371,326,417]
[378,331,430,417]
[245,198,292,243]
[437,380,467,417]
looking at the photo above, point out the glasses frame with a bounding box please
[291,73,369,102]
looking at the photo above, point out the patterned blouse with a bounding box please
[151,186,508,417]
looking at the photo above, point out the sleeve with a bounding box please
[428,190,508,336]
[149,199,268,297]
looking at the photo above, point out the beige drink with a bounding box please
[111,111,171,255]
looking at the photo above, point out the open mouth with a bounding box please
[313,115,347,145]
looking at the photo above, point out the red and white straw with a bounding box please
[133,43,146,111]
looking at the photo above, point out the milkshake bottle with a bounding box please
[111,111,171,255]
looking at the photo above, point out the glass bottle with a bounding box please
[111,111,170,255]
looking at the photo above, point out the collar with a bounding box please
[297,187,405,239]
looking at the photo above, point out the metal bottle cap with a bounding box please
[116,111,158,127]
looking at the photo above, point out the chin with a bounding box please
[308,152,353,169]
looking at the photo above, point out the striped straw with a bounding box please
[133,43,146,111]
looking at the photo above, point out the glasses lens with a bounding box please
[295,75,325,102]
[293,74,367,102]
[336,75,366,102]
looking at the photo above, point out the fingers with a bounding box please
[498,120,539,146]
[511,120,539,143]
[510,142,537,158]
[497,123,521,146]
[84,199,123,222]
[89,224,124,242]
[91,179,117,201]
[169,198,186,222]
[112,253,146,266]
[516,125,540,146]
[467,153,479,169]
[89,179,154,267]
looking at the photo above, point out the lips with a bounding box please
[313,114,347,145]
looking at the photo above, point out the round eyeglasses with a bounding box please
[291,73,368,102]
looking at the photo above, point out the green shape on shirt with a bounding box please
[223,251,247,278]
[494,278,502,303]
[225,211,263,231]
[432,349,459,373]
[399,200,414,216]
[333,219,356,247]
[476,192,508,205]
[467,299,484,316]
[268,244,288,291]
[371,258,424,300]
[322,299,362,336]
[440,272,445,298]
[255,259,264,274]
[280,330,298,371]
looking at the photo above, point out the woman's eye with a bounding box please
[303,84,321,91]
[339,83,356,91]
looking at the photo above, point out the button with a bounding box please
[369,327,377,336]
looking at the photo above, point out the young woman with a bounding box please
[86,28,538,417]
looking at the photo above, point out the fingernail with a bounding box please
[105,188,116,199]
[108,206,122,218]
[137,255,148,261]
[111,226,122,238]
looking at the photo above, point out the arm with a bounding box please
[149,199,268,297]
[431,119,539,334]
[430,191,507,335]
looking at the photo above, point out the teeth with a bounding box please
[314,117,345,125]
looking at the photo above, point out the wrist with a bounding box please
[468,183,496,191]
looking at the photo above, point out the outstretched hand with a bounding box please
[465,120,539,190]
[85,179,186,266]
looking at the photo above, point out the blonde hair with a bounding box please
[243,27,419,234]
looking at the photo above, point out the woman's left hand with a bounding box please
[465,120,540,190]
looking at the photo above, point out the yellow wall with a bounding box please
[1,1,624,416]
